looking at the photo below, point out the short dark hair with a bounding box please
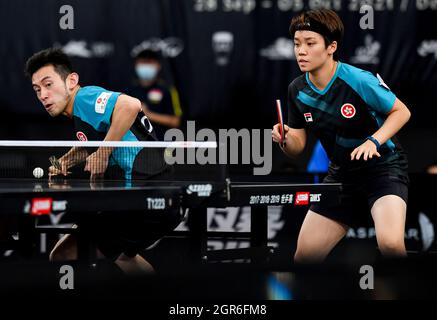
[289,9,344,61]
[25,48,73,80]
[134,49,161,62]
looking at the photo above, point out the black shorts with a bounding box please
[310,159,409,227]
[85,207,182,261]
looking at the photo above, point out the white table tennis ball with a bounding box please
[33,167,44,179]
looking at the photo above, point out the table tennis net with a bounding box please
[0,140,224,181]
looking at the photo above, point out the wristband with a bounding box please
[366,136,381,150]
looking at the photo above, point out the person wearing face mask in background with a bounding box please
[126,49,183,140]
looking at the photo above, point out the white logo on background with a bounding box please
[212,31,234,66]
[55,40,114,58]
[260,38,295,60]
[350,35,380,65]
[419,212,435,251]
[131,38,184,58]
[346,227,420,240]
[418,40,437,59]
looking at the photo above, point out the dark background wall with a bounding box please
[0,0,436,172]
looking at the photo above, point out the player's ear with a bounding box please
[66,72,79,89]
[328,41,337,56]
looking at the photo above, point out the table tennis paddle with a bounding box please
[49,155,72,177]
[276,99,285,147]
[49,156,62,171]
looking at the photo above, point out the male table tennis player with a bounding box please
[272,9,411,263]
[25,48,180,273]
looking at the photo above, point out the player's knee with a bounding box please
[294,250,307,264]
[378,238,406,257]
[294,247,324,264]
[49,244,76,261]
[117,253,135,262]
[49,247,65,261]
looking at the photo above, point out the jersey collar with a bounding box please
[64,86,81,118]
[306,61,341,95]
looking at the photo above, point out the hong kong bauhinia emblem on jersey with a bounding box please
[341,103,356,118]
[76,131,88,141]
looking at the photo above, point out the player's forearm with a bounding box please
[372,103,411,146]
[144,111,180,128]
[60,147,88,167]
[99,97,141,158]
[281,134,306,158]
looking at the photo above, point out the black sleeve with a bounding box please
[287,82,306,129]
[159,87,177,116]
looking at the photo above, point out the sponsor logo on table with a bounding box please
[294,192,309,205]
[310,194,321,202]
[248,192,321,205]
[30,198,53,215]
[26,199,68,215]
[186,184,213,197]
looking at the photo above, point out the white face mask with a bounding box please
[135,64,158,81]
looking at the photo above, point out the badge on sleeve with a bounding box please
[95,92,113,114]
[376,73,390,91]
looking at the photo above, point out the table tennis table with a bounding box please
[0,177,342,264]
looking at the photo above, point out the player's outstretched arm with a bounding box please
[49,147,88,177]
[85,95,141,180]
[351,98,411,161]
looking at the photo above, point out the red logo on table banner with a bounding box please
[31,198,52,215]
[295,192,310,205]
[341,103,356,119]
[76,131,88,141]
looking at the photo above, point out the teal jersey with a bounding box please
[72,86,165,179]
[288,62,406,170]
